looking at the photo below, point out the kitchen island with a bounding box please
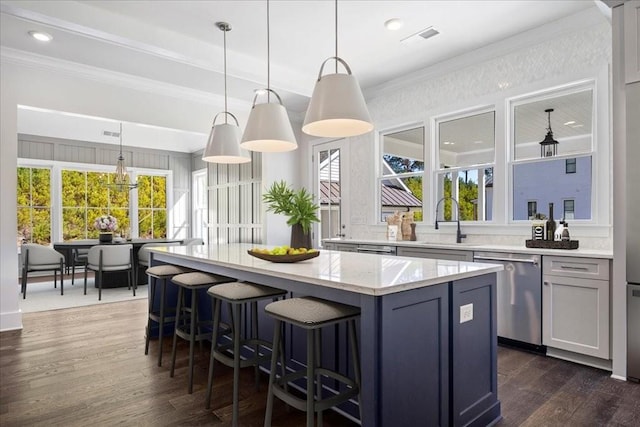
[150,244,504,427]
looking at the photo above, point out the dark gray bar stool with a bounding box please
[169,271,234,393]
[205,281,287,427]
[144,264,190,366]
[264,296,362,427]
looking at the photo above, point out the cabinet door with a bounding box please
[397,246,473,261]
[542,275,610,359]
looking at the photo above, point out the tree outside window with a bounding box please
[138,175,167,238]
[61,170,130,239]
[17,167,51,245]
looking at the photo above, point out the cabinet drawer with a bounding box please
[543,256,609,280]
[397,247,473,262]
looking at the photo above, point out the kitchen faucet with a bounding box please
[434,196,467,243]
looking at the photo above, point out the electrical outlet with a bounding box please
[460,303,473,323]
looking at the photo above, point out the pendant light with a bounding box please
[240,0,297,152]
[302,0,373,138]
[202,22,251,164]
[539,108,559,157]
[109,123,137,191]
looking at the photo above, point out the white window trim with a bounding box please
[17,158,173,242]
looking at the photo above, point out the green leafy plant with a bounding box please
[263,180,320,233]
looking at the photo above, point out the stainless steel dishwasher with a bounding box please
[473,251,544,352]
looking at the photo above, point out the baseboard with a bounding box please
[546,347,612,371]
[0,309,23,332]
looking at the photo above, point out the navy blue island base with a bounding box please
[149,244,502,427]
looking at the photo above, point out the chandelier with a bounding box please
[109,123,137,191]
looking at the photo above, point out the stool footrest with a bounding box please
[272,370,359,413]
[213,338,274,368]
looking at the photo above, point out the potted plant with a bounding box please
[263,180,320,248]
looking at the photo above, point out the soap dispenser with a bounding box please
[554,220,565,241]
[561,221,570,241]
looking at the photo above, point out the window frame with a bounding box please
[507,78,602,225]
[433,106,496,224]
[377,123,426,224]
[17,158,172,243]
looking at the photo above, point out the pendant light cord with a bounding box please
[119,123,123,157]
[267,0,271,102]
[335,0,338,73]
[223,25,228,123]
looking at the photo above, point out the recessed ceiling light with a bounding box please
[564,120,576,126]
[474,140,483,144]
[571,124,584,128]
[29,31,53,42]
[384,18,403,31]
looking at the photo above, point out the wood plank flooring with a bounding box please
[1,299,639,426]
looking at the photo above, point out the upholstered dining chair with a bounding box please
[20,243,66,299]
[70,240,94,285]
[85,244,134,301]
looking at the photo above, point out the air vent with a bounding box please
[401,26,439,44]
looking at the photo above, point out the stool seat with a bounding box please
[146,264,189,278]
[172,271,232,287]
[207,281,285,302]
[265,296,360,327]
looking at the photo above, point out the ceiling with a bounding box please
[0,0,601,153]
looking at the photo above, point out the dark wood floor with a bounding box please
[1,299,639,427]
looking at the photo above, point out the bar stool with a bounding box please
[264,296,362,427]
[170,271,235,393]
[204,282,287,426]
[144,264,190,366]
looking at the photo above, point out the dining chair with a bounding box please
[20,243,66,299]
[85,244,134,301]
[70,240,94,286]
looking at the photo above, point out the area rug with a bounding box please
[18,278,147,313]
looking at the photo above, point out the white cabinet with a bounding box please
[542,256,610,359]
[625,0,640,83]
[397,247,473,262]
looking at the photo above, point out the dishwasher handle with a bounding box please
[357,247,395,254]
[474,255,539,266]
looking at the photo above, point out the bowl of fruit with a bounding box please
[247,246,320,263]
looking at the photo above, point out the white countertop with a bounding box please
[151,243,504,296]
[323,238,613,259]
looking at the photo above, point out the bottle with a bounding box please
[561,222,570,241]
[546,203,556,241]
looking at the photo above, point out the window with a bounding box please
[436,110,495,221]
[527,201,537,219]
[511,83,594,221]
[138,175,167,238]
[379,126,424,222]
[564,199,575,220]
[61,170,130,239]
[17,167,51,245]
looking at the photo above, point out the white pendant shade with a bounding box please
[241,101,298,152]
[202,122,251,164]
[303,56,373,138]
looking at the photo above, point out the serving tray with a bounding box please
[525,240,579,250]
[247,250,320,263]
